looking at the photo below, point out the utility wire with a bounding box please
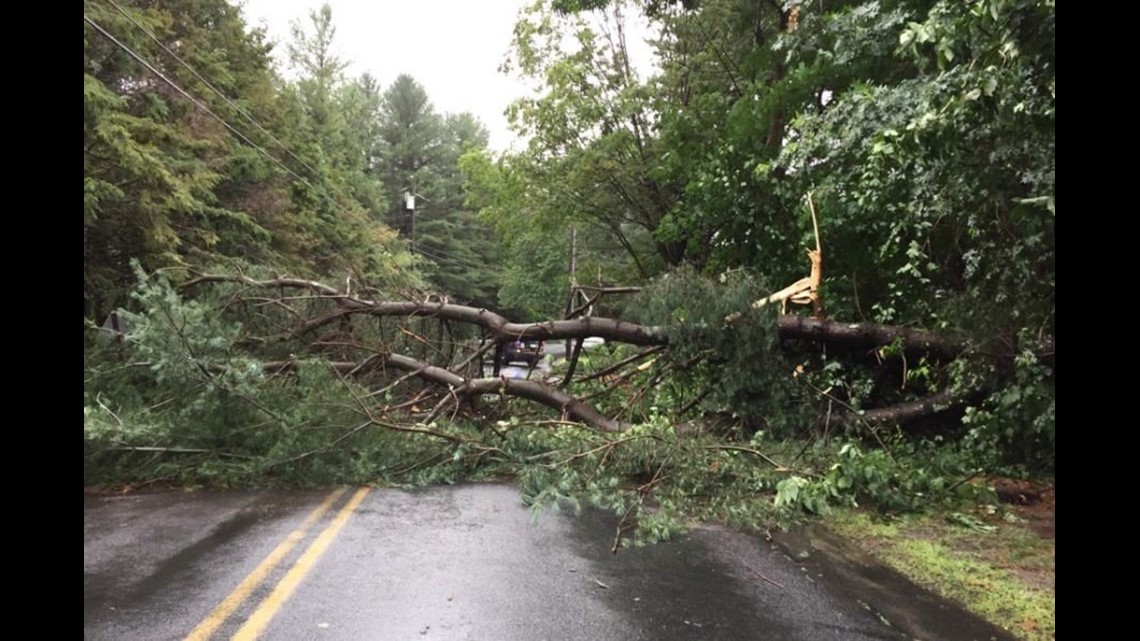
[84,13,313,190]
[86,11,467,270]
[411,236,491,265]
[103,0,324,182]
[414,244,486,270]
[84,12,381,236]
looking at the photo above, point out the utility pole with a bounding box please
[404,187,416,255]
[569,225,577,287]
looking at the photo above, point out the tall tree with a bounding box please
[83,0,277,317]
[375,76,501,307]
[508,1,683,271]
[474,0,1054,468]
[286,3,349,137]
[376,74,444,239]
[775,0,1055,468]
[84,0,408,319]
[274,2,399,273]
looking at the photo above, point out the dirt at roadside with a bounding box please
[991,476,1054,539]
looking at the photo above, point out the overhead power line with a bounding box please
[84,13,312,190]
[103,0,324,182]
[85,10,460,272]
[414,244,486,270]
[83,12,383,240]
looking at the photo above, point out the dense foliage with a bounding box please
[84,0,500,318]
[85,0,1054,529]
[467,0,1054,473]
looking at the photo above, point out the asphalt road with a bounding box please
[484,337,607,380]
[84,484,1014,641]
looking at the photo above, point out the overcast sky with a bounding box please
[237,0,655,152]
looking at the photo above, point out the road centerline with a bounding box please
[183,487,347,641]
[230,486,372,641]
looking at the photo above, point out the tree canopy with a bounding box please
[464,0,1054,471]
[85,0,1055,508]
[84,0,500,318]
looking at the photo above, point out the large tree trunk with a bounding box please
[186,274,962,356]
[776,316,962,360]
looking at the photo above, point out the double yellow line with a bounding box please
[184,486,371,641]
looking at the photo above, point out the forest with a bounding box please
[85,0,1054,535]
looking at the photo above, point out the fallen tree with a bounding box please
[183,272,983,432]
[87,268,1053,532]
[185,274,963,356]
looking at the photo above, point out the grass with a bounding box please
[828,508,1055,641]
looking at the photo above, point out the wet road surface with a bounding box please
[482,337,606,380]
[84,484,1014,641]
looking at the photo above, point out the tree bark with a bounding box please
[825,390,960,428]
[187,274,964,357]
[777,316,962,360]
[186,274,665,345]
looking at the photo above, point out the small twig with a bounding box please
[123,476,178,491]
[568,292,603,319]
[524,419,605,429]
[560,338,586,389]
[448,387,464,423]
[146,394,184,412]
[367,364,430,398]
[704,445,790,472]
[246,296,306,321]
[577,365,647,403]
[388,390,434,412]
[571,285,642,294]
[83,361,153,384]
[741,558,786,590]
[612,499,640,554]
[93,394,123,427]
[577,346,665,383]
[561,434,650,465]
[900,351,909,391]
[852,272,868,323]
[264,420,373,468]
[797,378,897,465]
[398,324,437,351]
[233,389,291,426]
[388,452,447,477]
[676,386,713,417]
[423,385,463,426]
[369,416,466,445]
[945,468,984,494]
[450,338,498,376]
[156,300,216,383]
[348,353,382,377]
[617,361,676,420]
[613,449,674,553]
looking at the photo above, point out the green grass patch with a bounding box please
[829,510,1054,641]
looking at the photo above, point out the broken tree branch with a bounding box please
[186,274,665,346]
[189,273,968,361]
[824,390,960,428]
[776,316,962,360]
[266,355,626,432]
[577,346,666,383]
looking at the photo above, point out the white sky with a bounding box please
[236,0,656,152]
